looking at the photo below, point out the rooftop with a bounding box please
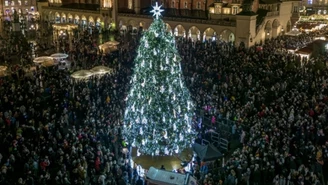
[259,0,282,4]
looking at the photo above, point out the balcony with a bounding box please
[266,11,279,17]
[43,6,99,14]
[118,13,236,26]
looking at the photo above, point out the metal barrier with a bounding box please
[219,138,229,152]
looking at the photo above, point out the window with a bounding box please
[308,0,312,4]
[5,1,9,6]
[11,1,15,6]
[215,4,221,14]
[232,7,238,14]
[171,0,175,8]
[197,2,201,9]
[25,0,28,5]
[293,6,298,13]
[31,6,34,11]
[18,1,21,5]
[184,1,188,8]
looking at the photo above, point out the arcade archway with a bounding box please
[286,21,292,32]
[265,21,272,39]
[74,15,80,24]
[174,25,186,37]
[188,26,201,40]
[203,27,217,41]
[81,15,87,26]
[220,29,235,42]
[139,21,146,30]
[166,23,172,35]
[61,13,66,23]
[55,12,60,23]
[272,19,280,38]
[89,16,95,26]
[128,19,138,31]
[68,14,73,23]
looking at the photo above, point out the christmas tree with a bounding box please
[123,2,196,156]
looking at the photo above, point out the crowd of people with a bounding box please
[177,32,328,185]
[0,18,328,185]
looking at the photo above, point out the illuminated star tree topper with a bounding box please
[150,2,164,20]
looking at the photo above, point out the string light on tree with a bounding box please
[123,3,195,155]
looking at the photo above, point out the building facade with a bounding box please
[300,0,328,15]
[39,0,301,47]
[1,0,38,20]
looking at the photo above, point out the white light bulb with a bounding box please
[175,146,179,154]
[179,134,183,141]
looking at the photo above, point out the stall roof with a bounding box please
[192,143,223,162]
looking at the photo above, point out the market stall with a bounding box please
[71,70,93,80]
[90,66,114,75]
[33,56,54,64]
[98,40,120,54]
[146,167,198,185]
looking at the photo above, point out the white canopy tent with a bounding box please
[146,167,198,185]
[71,70,93,80]
[33,56,54,64]
[90,66,114,75]
[286,28,302,36]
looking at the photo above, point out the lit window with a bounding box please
[197,2,201,9]
[18,1,21,6]
[308,0,312,4]
[232,7,238,14]
[215,5,221,14]
[184,1,187,8]
[11,1,15,6]
[25,0,28,5]
[5,1,9,6]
